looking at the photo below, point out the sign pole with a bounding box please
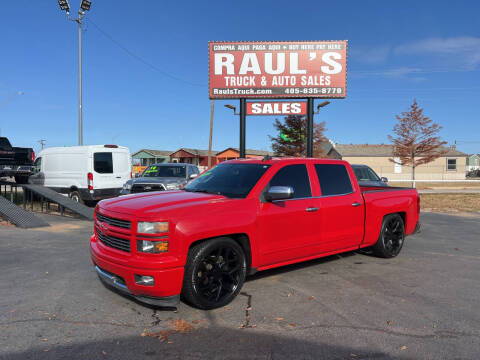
[208,100,215,168]
[306,98,314,157]
[239,98,246,158]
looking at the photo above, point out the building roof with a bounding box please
[333,144,467,157]
[171,148,219,157]
[216,147,274,156]
[132,149,173,157]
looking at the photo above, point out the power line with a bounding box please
[87,19,205,87]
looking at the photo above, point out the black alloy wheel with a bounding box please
[373,213,405,258]
[182,237,247,309]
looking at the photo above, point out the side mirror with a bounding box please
[381,177,388,183]
[265,186,294,202]
[189,173,198,179]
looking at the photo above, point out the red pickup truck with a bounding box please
[91,158,420,309]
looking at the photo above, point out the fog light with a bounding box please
[134,275,155,286]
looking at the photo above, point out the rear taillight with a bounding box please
[31,151,36,162]
[417,193,421,213]
[88,172,93,190]
[130,172,133,179]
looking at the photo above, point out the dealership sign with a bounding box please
[209,41,347,99]
[246,101,307,115]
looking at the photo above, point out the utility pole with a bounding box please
[38,139,46,150]
[57,0,92,146]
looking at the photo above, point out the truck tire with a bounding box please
[69,191,84,205]
[14,175,29,184]
[372,213,405,258]
[182,237,247,310]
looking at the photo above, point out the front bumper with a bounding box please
[0,165,32,176]
[90,236,184,307]
[95,265,180,307]
[80,188,121,201]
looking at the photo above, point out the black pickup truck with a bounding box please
[0,137,35,184]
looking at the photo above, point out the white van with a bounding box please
[29,145,132,203]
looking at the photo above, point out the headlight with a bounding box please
[137,240,168,253]
[123,183,132,190]
[165,183,179,190]
[137,221,168,234]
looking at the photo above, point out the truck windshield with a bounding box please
[143,165,186,178]
[184,163,270,198]
[353,166,380,181]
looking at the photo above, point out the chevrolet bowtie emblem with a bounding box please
[100,222,108,232]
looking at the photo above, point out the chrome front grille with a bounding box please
[131,183,165,194]
[97,229,131,253]
[96,212,131,230]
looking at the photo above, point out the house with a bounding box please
[467,154,480,171]
[132,149,173,166]
[131,149,173,174]
[327,144,468,180]
[216,148,274,162]
[169,148,219,169]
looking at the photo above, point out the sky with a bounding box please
[1,0,479,155]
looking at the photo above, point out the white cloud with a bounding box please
[351,67,422,78]
[350,45,391,64]
[394,36,480,68]
[381,67,423,78]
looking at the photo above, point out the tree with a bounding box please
[389,100,447,186]
[270,115,328,157]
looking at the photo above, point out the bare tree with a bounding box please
[389,100,447,186]
[270,115,328,157]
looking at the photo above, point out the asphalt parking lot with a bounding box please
[1,212,479,359]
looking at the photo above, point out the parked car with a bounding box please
[0,136,35,184]
[91,158,420,309]
[120,163,199,195]
[29,145,131,204]
[352,164,389,187]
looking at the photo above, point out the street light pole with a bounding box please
[77,10,83,145]
[58,0,91,146]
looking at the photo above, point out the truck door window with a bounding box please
[315,164,353,196]
[268,164,311,199]
[33,157,42,173]
[94,152,113,174]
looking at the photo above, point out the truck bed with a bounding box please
[360,185,419,247]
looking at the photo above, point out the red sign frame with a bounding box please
[246,101,307,116]
[209,41,347,99]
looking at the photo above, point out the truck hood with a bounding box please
[131,177,186,185]
[98,190,228,218]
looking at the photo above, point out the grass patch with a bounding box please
[421,194,480,213]
[391,181,480,189]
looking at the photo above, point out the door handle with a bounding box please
[305,207,319,212]
[116,176,121,179]
[351,202,362,207]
